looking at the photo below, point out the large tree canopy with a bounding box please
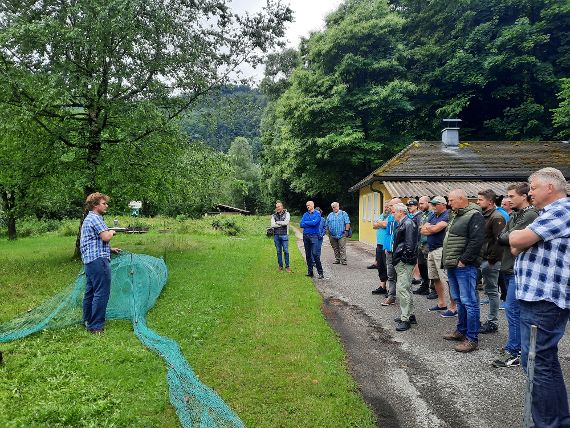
[261,0,570,210]
[0,0,292,196]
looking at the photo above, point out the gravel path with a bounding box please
[293,227,570,428]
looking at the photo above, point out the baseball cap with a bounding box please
[406,199,418,206]
[430,196,447,205]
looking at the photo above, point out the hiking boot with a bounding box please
[285,267,292,273]
[396,320,411,331]
[413,287,430,295]
[317,273,325,279]
[429,305,447,311]
[427,291,438,300]
[277,267,283,272]
[372,287,388,295]
[492,351,521,368]
[381,296,396,306]
[479,321,498,334]
[443,330,466,341]
[305,273,313,277]
[440,309,458,318]
[455,339,479,353]
[394,314,417,324]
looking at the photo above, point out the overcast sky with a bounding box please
[231,0,344,81]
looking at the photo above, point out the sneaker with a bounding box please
[90,329,104,335]
[499,302,506,311]
[492,351,521,368]
[412,278,422,285]
[480,298,490,305]
[396,320,411,331]
[413,287,430,295]
[440,309,458,318]
[429,305,447,311]
[479,321,498,334]
[341,261,347,265]
[333,260,341,264]
[443,330,466,341]
[381,296,396,306]
[394,314,417,324]
[455,339,479,353]
[277,267,283,272]
[305,272,313,277]
[317,273,325,279]
[285,267,292,273]
[426,291,438,300]
[367,264,377,269]
[372,287,388,295]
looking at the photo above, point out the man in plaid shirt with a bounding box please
[80,193,121,334]
[510,167,570,428]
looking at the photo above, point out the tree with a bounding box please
[0,0,291,251]
[553,78,570,139]
[225,137,261,211]
[0,0,290,194]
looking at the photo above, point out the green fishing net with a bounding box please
[0,251,244,428]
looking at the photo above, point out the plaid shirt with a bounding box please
[326,210,350,238]
[80,211,110,264]
[515,197,570,309]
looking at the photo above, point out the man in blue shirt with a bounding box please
[80,193,121,334]
[326,202,351,265]
[377,198,402,306]
[300,200,324,279]
[372,203,390,295]
[510,167,570,427]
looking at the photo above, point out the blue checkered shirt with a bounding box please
[326,210,350,238]
[515,197,570,309]
[80,211,111,264]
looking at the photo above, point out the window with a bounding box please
[368,194,373,222]
[362,195,366,220]
[373,192,379,218]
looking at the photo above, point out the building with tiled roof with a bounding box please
[349,121,570,245]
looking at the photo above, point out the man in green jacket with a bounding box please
[442,189,486,353]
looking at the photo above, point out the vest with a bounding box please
[273,211,288,235]
[442,204,484,268]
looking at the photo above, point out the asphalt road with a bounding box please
[294,229,570,428]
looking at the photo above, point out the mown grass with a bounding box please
[0,216,376,427]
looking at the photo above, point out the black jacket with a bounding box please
[481,207,506,264]
[392,216,419,266]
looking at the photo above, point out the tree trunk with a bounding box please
[1,190,17,240]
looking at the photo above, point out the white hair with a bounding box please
[331,202,339,208]
[529,167,567,193]
[392,203,408,213]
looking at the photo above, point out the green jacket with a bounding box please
[497,206,539,274]
[442,203,486,268]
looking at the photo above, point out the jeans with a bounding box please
[447,265,480,342]
[520,300,570,428]
[395,262,414,321]
[274,234,290,268]
[503,274,520,355]
[481,260,501,322]
[376,244,388,282]
[385,251,398,297]
[83,257,111,331]
[303,234,323,275]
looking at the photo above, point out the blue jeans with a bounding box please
[520,300,570,428]
[504,274,520,355]
[83,257,111,331]
[273,234,290,268]
[447,265,480,342]
[303,234,323,275]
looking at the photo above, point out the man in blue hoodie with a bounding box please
[300,201,324,279]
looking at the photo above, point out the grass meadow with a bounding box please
[0,215,375,427]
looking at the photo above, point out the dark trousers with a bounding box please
[520,300,570,428]
[417,244,430,289]
[303,234,323,275]
[376,244,388,282]
[83,257,111,331]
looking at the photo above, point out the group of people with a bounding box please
[270,200,351,278]
[370,167,569,427]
